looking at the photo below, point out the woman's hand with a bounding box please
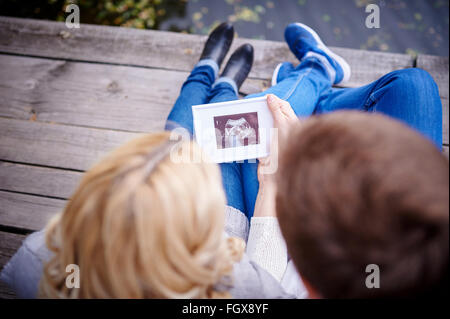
[253,94,298,218]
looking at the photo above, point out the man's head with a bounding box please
[276,111,449,298]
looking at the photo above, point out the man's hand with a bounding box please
[266,94,298,139]
[258,94,298,186]
[253,94,298,218]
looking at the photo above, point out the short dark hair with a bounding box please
[276,111,449,298]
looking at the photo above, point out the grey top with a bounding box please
[1,207,306,299]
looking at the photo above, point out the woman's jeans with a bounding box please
[166,57,442,219]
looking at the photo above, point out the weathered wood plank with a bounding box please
[0,54,447,144]
[0,161,82,199]
[0,54,265,132]
[0,191,64,231]
[0,54,178,133]
[0,281,17,299]
[0,231,25,270]
[0,231,25,299]
[0,16,415,88]
[0,118,140,171]
[417,55,449,99]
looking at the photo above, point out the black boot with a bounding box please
[199,22,234,68]
[221,44,254,90]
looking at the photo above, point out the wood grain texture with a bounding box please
[0,54,447,145]
[0,54,179,133]
[0,231,25,299]
[417,54,449,99]
[0,16,415,88]
[0,54,266,132]
[0,231,25,270]
[0,118,140,171]
[0,161,82,199]
[0,281,17,299]
[0,191,64,231]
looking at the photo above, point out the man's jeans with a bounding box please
[166,57,442,219]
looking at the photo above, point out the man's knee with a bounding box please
[390,68,438,92]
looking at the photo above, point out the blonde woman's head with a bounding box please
[40,132,244,298]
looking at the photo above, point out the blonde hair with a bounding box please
[39,132,244,298]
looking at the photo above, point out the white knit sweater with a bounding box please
[224,205,307,298]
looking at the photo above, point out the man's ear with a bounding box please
[302,277,322,299]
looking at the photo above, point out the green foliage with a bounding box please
[58,0,187,29]
[0,0,447,55]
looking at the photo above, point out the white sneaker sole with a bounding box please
[294,23,351,84]
[271,62,283,86]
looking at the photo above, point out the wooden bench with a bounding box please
[0,16,448,298]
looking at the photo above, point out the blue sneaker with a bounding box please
[271,62,295,86]
[284,23,351,85]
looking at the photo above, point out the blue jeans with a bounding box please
[166,57,442,219]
